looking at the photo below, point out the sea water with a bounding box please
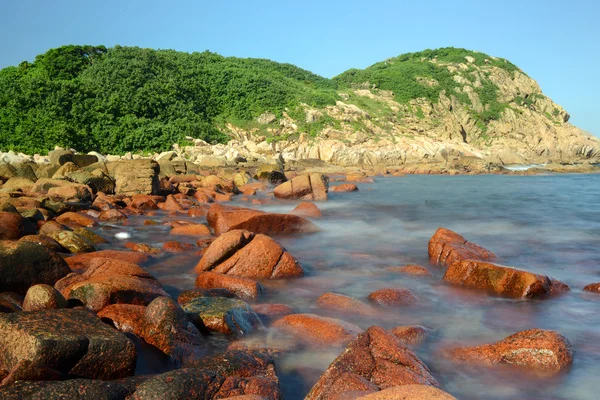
[111,174,600,400]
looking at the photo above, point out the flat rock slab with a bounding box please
[0,309,136,381]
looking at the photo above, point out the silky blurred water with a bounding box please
[106,174,600,399]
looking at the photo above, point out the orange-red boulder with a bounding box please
[273,173,329,201]
[428,228,495,267]
[330,184,359,193]
[170,223,212,236]
[162,241,195,253]
[98,209,128,221]
[196,272,264,300]
[272,313,363,347]
[442,329,574,375]
[583,282,600,293]
[389,264,434,277]
[291,202,323,219]
[55,211,97,228]
[65,250,150,273]
[207,204,319,236]
[251,303,295,322]
[443,260,569,299]
[305,326,437,400]
[317,292,377,316]
[390,326,432,346]
[196,229,304,279]
[368,288,417,307]
[58,258,168,312]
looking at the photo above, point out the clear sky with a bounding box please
[1,0,598,135]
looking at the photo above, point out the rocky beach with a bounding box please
[0,148,600,399]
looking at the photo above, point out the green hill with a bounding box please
[0,45,525,155]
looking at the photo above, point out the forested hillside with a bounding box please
[0,45,338,154]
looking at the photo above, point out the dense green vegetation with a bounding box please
[0,45,528,154]
[334,47,522,134]
[0,45,338,154]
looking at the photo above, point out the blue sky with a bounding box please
[1,0,598,135]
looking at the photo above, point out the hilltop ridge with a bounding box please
[0,45,598,169]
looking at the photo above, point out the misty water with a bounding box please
[102,174,600,400]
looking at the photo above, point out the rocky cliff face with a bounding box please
[181,54,600,169]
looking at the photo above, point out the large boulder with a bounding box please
[58,258,168,312]
[273,173,329,201]
[22,284,67,311]
[306,326,438,400]
[182,296,263,336]
[254,163,286,185]
[196,271,264,300]
[207,204,319,236]
[0,241,70,294]
[443,260,569,299]
[0,309,136,382]
[272,313,363,347]
[65,250,150,273]
[443,329,574,375]
[111,160,160,196]
[130,350,282,400]
[47,230,96,253]
[100,297,204,367]
[1,379,135,400]
[67,169,115,194]
[428,228,495,268]
[195,229,304,279]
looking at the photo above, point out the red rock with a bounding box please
[331,184,359,193]
[207,203,319,236]
[196,272,264,300]
[583,282,600,293]
[194,190,214,203]
[170,223,212,236]
[428,228,495,267]
[196,229,304,279]
[390,326,432,346]
[346,173,375,183]
[272,313,363,347]
[58,258,168,312]
[291,202,323,219]
[0,309,136,381]
[317,292,377,316]
[65,250,150,273]
[47,184,93,202]
[306,326,437,400]
[443,260,570,299]
[273,173,329,201]
[130,350,281,400]
[251,303,295,322]
[0,211,33,240]
[98,209,128,221]
[98,303,146,333]
[130,194,160,210]
[162,241,195,253]
[22,284,67,311]
[187,206,209,217]
[443,329,574,375]
[161,195,185,211]
[389,264,433,277]
[55,211,97,228]
[354,385,456,399]
[368,288,417,307]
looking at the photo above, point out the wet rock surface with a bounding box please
[443,259,570,299]
[443,329,574,375]
[196,229,304,279]
[428,228,495,267]
[182,296,263,336]
[0,309,136,382]
[306,326,438,400]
